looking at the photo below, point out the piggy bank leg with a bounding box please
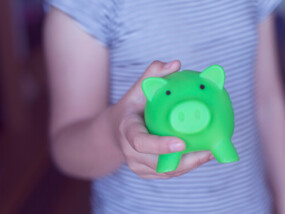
[211,140,239,163]
[156,152,182,173]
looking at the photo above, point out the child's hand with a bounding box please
[111,61,212,179]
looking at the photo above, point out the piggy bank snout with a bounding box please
[170,100,210,134]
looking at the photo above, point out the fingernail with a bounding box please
[164,62,172,69]
[169,142,185,152]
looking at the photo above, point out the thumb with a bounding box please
[125,60,181,106]
[141,60,181,80]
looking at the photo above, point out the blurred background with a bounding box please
[0,0,90,213]
[0,1,284,214]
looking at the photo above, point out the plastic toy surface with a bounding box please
[142,65,239,173]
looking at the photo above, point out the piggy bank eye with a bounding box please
[200,84,205,90]
[166,90,171,95]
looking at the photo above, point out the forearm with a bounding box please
[43,8,122,179]
[50,106,124,180]
[256,15,285,213]
[257,96,285,205]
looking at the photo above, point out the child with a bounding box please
[44,1,285,213]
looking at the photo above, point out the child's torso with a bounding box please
[95,1,271,213]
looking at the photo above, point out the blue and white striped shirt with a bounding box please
[46,0,281,213]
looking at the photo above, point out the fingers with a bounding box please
[129,133,185,155]
[165,151,212,176]
[128,151,212,179]
[124,114,185,154]
[125,60,181,107]
[142,60,181,79]
[128,162,173,179]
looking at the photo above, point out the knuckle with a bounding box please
[151,60,162,66]
[192,161,200,170]
[194,156,207,169]
[132,135,144,152]
[118,117,127,136]
[138,174,150,179]
[149,61,164,72]
[160,174,174,179]
[127,161,138,173]
[172,171,186,177]
[148,156,158,169]
[118,113,133,137]
[164,171,179,177]
[125,153,136,164]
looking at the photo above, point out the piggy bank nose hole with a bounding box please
[195,110,200,119]
[178,112,185,122]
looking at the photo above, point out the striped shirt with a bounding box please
[46,1,281,213]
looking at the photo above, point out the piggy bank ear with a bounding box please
[142,77,168,101]
[200,65,225,90]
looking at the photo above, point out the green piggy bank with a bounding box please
[142,65,239,173]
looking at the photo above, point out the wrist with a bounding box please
[104,104,126,156]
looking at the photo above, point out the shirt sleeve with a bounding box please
[257,0,282,22]
[44,0,119,47]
